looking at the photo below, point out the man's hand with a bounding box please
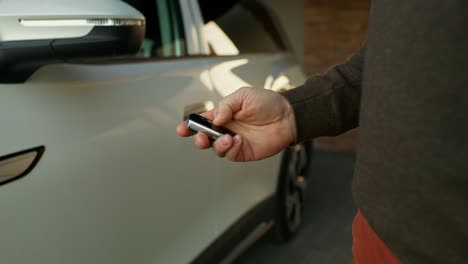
[176,87,297,162]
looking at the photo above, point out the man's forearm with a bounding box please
[281,45,365,143]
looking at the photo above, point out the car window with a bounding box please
[122,0,186,58]
[199,0,285,56]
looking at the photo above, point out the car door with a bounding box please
[195,0,307,242]
[0,1,218,263]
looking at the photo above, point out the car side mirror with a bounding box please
[0,0,145,83]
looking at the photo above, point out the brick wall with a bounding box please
[304,0,370,151]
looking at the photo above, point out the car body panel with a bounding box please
[0,59,222,264]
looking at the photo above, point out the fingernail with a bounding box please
[233,135,241,145]
[222,136,230,146]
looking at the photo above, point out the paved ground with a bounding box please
[236,150,357,264]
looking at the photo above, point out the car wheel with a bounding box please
[275,141,312,241]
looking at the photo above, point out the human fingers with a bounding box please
[224,135,243,161]
[200,109,215,120]
[194,133,212,149]
[213,87,252,126]
[212,134,234,157]
[177,121,196,137]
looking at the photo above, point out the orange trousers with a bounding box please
[351,210,402,264]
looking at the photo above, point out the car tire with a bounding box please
[274,141,312,241]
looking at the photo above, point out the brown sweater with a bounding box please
[281,1,468,263]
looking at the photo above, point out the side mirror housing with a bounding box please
[0,0,145,83]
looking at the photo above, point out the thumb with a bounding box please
[213,87,250,126]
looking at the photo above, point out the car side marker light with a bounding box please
[19,18,145,27]
[0,146,45,186]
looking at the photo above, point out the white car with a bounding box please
[0,0,310,263]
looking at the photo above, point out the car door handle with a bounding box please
[182,100,215,120]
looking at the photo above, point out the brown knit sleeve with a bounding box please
[280,45,366,144]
